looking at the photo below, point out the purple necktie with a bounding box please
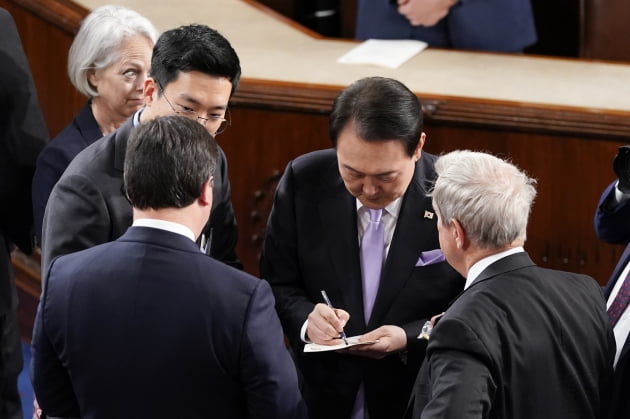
[608,271,630,327]
[360,208,384,323]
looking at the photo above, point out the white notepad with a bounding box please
[337,39,428,69]
[304,336,379,352]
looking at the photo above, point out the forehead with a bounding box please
[164,71,232,99]
[336,122,409,174]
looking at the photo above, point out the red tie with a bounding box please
[608,271,630,328]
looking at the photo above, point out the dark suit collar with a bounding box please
[113,118,136,172]
[447,252,536,305]
[119,226,201,254]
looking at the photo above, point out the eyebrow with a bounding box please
[342,164,397,177]
[174,93,227,111]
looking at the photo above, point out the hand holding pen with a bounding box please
[320,290,349,346]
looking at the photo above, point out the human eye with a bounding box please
[177,104,197,116]
[378,173,396,182]
[122,69,138,79]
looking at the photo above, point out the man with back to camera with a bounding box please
[409,150,614,419]
[31,116,307,419]
[260,76,463,419]
[41,23,241,273]
[593,145,630,419]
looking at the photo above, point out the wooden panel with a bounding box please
[581,0,630,61]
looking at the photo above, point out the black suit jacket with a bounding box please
[410,252,614,419]
[31,227,306,419]
[0,8,48,257]
[260,149,463,419]
[0,8,47,419]
[32,101,102,244]
[594,181,630,419]
[41,117,240,273]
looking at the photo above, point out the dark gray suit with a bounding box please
[410,252,614,419]
[260,149,463,419]
[0,8,48,419]
[41,117,240,273]
[32,226,306,419]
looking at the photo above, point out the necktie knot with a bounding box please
[368,208,383,223]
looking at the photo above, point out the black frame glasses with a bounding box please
[158,82,231,135]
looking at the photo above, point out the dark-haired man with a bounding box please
[260,76,463,419]
[32,116,306,419]
[42,24,241,273]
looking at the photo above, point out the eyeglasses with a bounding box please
[158,82,231,135]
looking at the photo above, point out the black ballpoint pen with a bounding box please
[320,290,349,345]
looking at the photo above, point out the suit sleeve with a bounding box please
[40,173,111,275]
[418,317,496,419]
[205,147,241,269]
[594,181,630,245]
[240,279,307,419]
[259,162,315,344]
[30,260,80,417]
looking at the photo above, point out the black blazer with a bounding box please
[410,252,614,419]
[32,101,102,244]
[32,227,306,419]
[41,117,240,273]
[0,7,48,256]
[260,149,463,419]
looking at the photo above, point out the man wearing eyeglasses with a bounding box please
[41,24,242,274]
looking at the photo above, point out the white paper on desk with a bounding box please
[337,39,428,69]
[304,336,379,353]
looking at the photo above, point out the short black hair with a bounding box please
[124,115,218,210]
[329,77,423,157]
[150,24,241,96]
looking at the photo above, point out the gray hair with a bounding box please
[68,5,159,98]
[431,150,537,249]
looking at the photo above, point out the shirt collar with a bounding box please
[465,246,525,290]
[355,196,403,219]
[132,218,196,242]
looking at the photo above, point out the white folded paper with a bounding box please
[337,39,428,69]
[304,336,379,352]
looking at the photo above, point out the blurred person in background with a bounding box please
[32,5,158,244]
[356,0,536,53]
[0,7,48,419]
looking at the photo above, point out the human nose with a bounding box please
[362,177,379,195]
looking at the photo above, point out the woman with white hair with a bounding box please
[32,5,158,244]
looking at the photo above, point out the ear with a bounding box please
[143,78,157,106]
[87,68,98,91]
[198,177,214,207]
[451,218,468,250]
[412,132,426,162]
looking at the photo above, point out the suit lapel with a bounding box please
[319,168,365,327]
[369,163,437,328]
[113,118,135,173]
